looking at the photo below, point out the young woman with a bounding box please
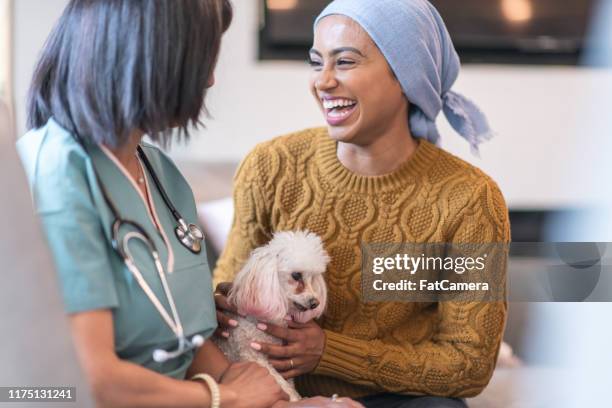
[214,1,510,407]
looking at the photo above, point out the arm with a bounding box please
[312,180,510,398]
[72,310,289,408]
[70,310,219,408]
[185,338,231,382]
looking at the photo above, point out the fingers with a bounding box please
[251,341,298,359]
[215,281,233,296]
[269,357,302,373]
[215,310,239,331]
[214,292,237,313]
[287,319,310,329]
[279,368,301,380]
[330,397,365,408]
[344,399,366,408]
[213,327,230,339]
[257,321,298,342]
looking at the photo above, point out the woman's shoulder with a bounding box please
[426,141,502,192]
[421,142,508,223]
[18,118,89,185]
[17,118,96,215]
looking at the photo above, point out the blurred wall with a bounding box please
[12,0,611,209]
[0,0,12,105]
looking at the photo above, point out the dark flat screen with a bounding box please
[260,0,598,63]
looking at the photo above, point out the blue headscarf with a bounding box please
[315,0,493,153]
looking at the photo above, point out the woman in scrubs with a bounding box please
[17,1,357,407]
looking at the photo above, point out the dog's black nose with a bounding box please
[308,299,319,310]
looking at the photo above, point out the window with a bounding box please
[259,0,597,64]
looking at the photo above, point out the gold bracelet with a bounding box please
[191,373,220,408]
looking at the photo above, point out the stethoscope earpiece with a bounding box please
[152,334,205,363]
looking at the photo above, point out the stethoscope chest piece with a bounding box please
[175,221,204,254]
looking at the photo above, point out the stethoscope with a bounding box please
[136,146,204,255]
[88,142,206,363]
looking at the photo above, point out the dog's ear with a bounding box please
[228,248,288,322]
[311,272,327,318]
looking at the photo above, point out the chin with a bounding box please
[327,124,359,143]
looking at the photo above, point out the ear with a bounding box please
[228,248,288,322]
[294,273,328,323]
[311,273,327,318]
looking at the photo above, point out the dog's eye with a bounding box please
[291,272,303,281]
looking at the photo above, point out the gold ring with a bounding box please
[290,359,295,369]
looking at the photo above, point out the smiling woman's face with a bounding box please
[309,15,408,145]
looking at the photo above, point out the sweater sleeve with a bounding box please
[313,180,510,398]
[212,147,273,287]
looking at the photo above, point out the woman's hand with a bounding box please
[214,282,238,338]
[251,319,326,379]
[272,396,365,408]
[218,362,289,408]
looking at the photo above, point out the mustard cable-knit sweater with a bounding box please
[213,127,510,399]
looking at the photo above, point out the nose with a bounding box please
[308,298,320,310]
[314,67,338,91]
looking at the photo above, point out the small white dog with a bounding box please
[215,230,329,401]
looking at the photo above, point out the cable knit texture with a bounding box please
[213,127,510,399]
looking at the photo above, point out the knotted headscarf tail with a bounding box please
[315,0,494,154]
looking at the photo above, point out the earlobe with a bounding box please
[313,274,328,318]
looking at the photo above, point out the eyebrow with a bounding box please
[309,47,365,58]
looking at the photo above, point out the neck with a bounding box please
[105,130,144,167]
[337,119,418,176]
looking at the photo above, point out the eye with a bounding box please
[291,272,303,281]
[337,59,355,66]
[307,57,323,70]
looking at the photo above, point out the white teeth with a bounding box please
[323,98,356,110]
[328,108,352,118]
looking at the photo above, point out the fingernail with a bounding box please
[228,319,238,327]
[256,323,267,331]
[250,342,261,351]
[221,331,230,338]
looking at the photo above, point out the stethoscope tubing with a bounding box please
[137,146,183,223]
[73,134,205,361]
[122,231,185,340]
[137,146,203,254]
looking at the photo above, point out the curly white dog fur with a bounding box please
[214,230,329,401]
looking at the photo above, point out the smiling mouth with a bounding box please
[322,98,358,125]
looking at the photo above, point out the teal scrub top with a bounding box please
[17,118,217,379]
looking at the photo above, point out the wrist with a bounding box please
[218,384,237,407]
[191,374,221,408]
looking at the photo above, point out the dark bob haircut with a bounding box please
[27,0,233,148]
